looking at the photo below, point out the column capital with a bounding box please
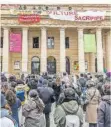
[41,27,47,31]
[3,27,10,30]
[96,28,102,31]
[77,27,84,31]
[60,27,65,31]
[22,27,29,30]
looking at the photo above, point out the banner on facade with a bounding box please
[48,10,106,22]
[10,33,22,52]
[84,34,96,53]
[18,14,40,24]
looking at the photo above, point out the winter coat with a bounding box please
[97,95,111,127]
[37,86,55,114]
[11,98,21,126]
[85,87,101,123]
[54,100,83,127]
[78,77,86,87]
[22,98,46,127]
[0,108,15,127]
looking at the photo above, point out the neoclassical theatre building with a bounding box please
[0,4,111,76]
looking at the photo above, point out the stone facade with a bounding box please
[0,4,111,76]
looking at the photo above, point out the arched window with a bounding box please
[47,56,56,74]
[31,56,40,74]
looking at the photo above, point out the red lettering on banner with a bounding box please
[18,14,40,24]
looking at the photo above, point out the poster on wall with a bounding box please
[74,61,79,70]
[84,34,96,53]
[10,33,22,52]
[14,61,20,70]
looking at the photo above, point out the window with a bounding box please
[65,37,69,48]
[33,37,39,48]
[0,37,3,48]
[47,37,54,49]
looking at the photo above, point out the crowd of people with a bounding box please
[0,71,111,127]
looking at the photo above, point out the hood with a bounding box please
[62,100,78,114]
[0,108,9,118]
[102,95,111,105]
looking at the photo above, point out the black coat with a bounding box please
[37,86,55,114]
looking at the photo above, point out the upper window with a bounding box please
[0,37,3,48]
[65,37,69,48]
[33,37,39,48]
[47,37,54,49]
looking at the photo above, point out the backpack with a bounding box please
[6,115,18,127]
[61,105,80,127]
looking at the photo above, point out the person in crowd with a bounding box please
[62,72,70,87]
[27,78,38,89]
[52,77,65,105]
[10,81,18,88]
[106,71,111,82]
[54,87,83,127]
[5,89,21,126]
[9,75,16,83]
[97,83,111,127]
[0,93,17,127]
[1,73,7,82]
[37,79,55,127]
[22,89,46,127]
[1,82,9,95]
[78,73,87,91]
[85,80,101,127]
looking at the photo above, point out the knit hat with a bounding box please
[64,88,75,100]
[43,79,48,86]
[29,90,39,98]
[104,83,111,95]
[86,80,95,87]
[0,93,7,108]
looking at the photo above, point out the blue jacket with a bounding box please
[11,98,21,126]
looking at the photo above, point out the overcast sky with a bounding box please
[0,0,110,4]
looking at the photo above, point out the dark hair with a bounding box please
[63,72,66,76]
[104,83,111,95]
[5,90,16,106]
[80,73,84,77]
[10,81,17,88]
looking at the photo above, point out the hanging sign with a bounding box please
[48,10,106,22]
[14,61,20,70]
[18,14,40,24]
[84,34,96,53]
[10,33,22,52]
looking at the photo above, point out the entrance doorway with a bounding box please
[31,56,40,74]
[66,57,70,74]
[47,56,56,74]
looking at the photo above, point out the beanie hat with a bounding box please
[29,90,39,98]
[64,88,75,100]
[104,83,111,95]
[86,80,95,87]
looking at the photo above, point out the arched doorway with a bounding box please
[47,56,56,74]
[66,57,70,74]
[31,56,40,74]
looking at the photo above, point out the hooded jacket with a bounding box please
[54,100,83,127]
[0,108,15,127]
[97,95,111,127]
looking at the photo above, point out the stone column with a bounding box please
[2,27,9,72]
[106,30,111,71]
[90,53,95,73]
[40,27,47,73]
[96,28,104,72]
[78,28,85,73]
[60,28,66,73]
[22,27,28,73]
